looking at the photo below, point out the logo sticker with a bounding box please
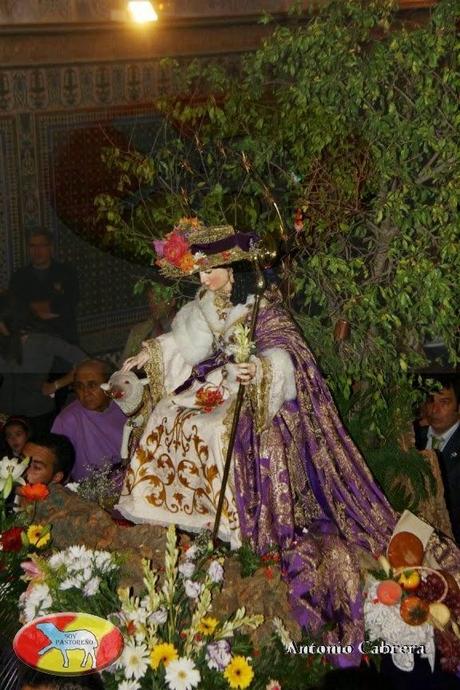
[13,612,124,675]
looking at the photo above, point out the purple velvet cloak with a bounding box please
[232,289,460,666]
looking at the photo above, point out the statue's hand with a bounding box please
[232,362,257,386]
[122,347,150,372]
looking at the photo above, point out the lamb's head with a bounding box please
[100,371,147,415]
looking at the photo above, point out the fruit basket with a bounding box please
[363,531,460,674]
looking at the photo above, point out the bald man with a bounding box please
[51,359,126,481]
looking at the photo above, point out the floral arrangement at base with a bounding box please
[364,530,460,676]
[15,524,332,690]
[104,526,264,690]
[19,544,121,623]
[0,456,54,641]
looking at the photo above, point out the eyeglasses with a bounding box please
[73,381,102,392]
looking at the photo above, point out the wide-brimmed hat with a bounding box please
[153,218,259,279]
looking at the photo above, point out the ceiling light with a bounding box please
[128,1,158,23]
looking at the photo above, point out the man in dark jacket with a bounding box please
[415,377,460,543]
[9,229,79,344]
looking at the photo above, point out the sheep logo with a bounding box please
[36,622,98,669]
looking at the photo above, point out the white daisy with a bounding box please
[48,552,66,570]
[118,642,149,680]
[63,571,84,587]
[165,657,201,690]
[117,681,141,690]
[65,482,80,492]
[67,546,92,571]
[23,583,52,622]
[59,577,80,591]
[272,617,293,649]
[127,607,149,626]
[82,566,94,582]
[67,545,89,561]
[95,551,115,572]
[83,576,101,597]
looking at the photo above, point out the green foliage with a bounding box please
[237,541,262,578]
[95,0,459,462]
[251,632,333,689]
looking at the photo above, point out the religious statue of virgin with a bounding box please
[117,219,460,666]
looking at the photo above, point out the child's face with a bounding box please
[5,424,28,454]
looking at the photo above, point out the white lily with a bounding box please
[0,456,29,498]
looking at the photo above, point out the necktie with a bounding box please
[431,436,444,451]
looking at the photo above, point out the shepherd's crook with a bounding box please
[212,241,277,544]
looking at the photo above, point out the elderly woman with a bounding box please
[117,220,460,666]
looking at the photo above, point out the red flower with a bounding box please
[163,232,190,267]
[294,208,304,233]
[1,526,23,552]
[195,387,224,413]
[221,250,232,261]
[126,621,137,636]
[264,566,274,580]
[17,483,50,501]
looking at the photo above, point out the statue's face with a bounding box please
[199,268,233,293]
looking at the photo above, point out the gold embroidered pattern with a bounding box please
[214,291,232,321]
[187,225,235,245]
[247,357,272,434]
[144,338,165,405]
[123,405,239,530]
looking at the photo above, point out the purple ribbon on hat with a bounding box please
[190,232,259,256]
[174,350,233,395]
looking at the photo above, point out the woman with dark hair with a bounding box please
[0,294,86,434]
[117,220,460,668]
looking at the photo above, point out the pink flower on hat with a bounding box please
[153,239,166,258]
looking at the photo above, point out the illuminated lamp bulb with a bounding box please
[128,1,158,23]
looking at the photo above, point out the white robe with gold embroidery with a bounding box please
[116,288,296,548]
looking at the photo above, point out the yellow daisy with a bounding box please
[150,642,178,670]
[26,524,51,549]
[224,656,254,689]
[197,616,219,635]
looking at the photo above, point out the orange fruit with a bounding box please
[377,580,403,606]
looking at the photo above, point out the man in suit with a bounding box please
[415,376,460,543]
